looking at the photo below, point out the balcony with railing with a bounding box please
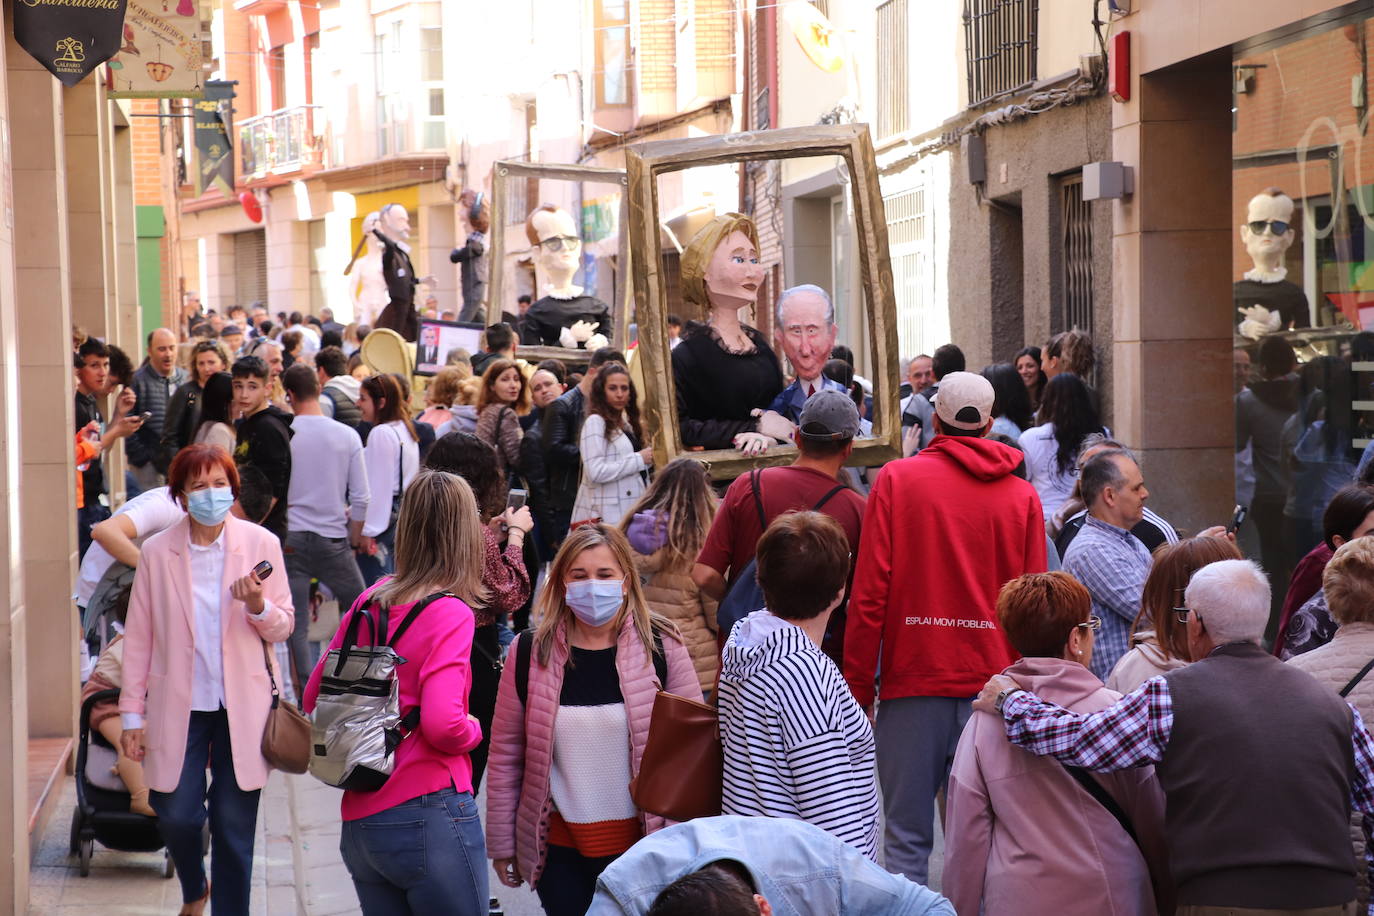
[239,105,325,180]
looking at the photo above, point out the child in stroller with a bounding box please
[78,584,152,816]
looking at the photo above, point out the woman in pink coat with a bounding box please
[119,444,294,916]
[944,572,1173,916]
[485,523,702,916]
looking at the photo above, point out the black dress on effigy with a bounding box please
[671,323,784,450]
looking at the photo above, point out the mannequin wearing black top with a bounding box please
[672,324,784,450]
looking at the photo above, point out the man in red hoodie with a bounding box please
[845,370,1046,883]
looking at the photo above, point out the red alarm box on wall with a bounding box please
[1110,30,1131,102]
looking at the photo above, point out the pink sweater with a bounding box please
[302,584,483,821]
[484,617,702,887]
[944,657,1173,916]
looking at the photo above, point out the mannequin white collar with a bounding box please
[1243,265,1288,283]
[543,284,584,300]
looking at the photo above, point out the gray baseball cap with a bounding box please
[798,389,861,440]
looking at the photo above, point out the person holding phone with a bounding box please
[118,443,293,916]
[424,432,533,789]
[572,363,653,527]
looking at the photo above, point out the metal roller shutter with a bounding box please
[234,229,267,307]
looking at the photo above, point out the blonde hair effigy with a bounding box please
[679,212,761,310]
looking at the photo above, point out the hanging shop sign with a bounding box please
[13,0,129,88]
[106,0,205,98]
[193,80,235,197]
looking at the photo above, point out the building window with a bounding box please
[1059,173,1094,339]
[595,0,631,107]
[963,0,1038,106]
[886,185,942,356]
[268,44,286,112]
[375,20,405,156]
[876,0,909,139]
[418,22,445,150]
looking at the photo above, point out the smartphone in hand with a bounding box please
[1226,505,1248,535]
[252,560,274,580]
[506,489,528,512]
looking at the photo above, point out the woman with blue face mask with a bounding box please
[118,443,294,916]
[484,524,703,916]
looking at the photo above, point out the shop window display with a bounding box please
[1233,17,1374,637]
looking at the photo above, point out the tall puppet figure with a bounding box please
[519,204,611,350]
[348,211,389,328]
[449,189,491,324]
[374,203,420,342]
[671,213,788,455]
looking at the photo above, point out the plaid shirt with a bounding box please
[1062,515,1151,680]
[1004,675,1374,910]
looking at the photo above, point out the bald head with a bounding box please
[147,327,177,377]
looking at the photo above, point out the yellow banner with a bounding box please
[105,0,204,98]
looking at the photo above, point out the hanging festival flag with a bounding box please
[106,0,206,98]
[193,80,235,197]
[13,0,129,88]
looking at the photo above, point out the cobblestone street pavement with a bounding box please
[29,774,546,915]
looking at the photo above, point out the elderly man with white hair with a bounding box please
[764,284,843,427]
[975,558,1374,916]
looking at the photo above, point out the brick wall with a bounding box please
[640,0,676,96]
[1232,21,1374,278]
[130,98,162,207]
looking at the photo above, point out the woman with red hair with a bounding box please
[943,572,1171,916]
[118,444,294,916]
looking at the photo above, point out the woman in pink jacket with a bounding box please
[943,572,1173,916]
[485,523,702,915]
[303,469,489,915]
[118,444,294,916]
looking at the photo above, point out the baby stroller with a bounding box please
[69,688,176,877]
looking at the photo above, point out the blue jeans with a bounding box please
[150,709,260,915]
[339,787,488,916]
[76,503,110,562]
[355,525,396,587]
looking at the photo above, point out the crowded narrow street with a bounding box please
[0,0,1372,914]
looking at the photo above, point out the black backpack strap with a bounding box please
[811,483,847,512]
[334,595,380,676]
[749,469,766,529]
[516,632,533,708]
[387,592,450,649]
[1341,658,1374,697]
[1063,763,1140,847]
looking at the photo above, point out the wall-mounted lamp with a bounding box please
[1234,66,1257,95]
[1082,161,1135,200]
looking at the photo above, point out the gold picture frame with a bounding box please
[624,123,902,480]
[488,160,631,365]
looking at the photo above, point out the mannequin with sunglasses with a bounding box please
[1235,187,1310,336]
[519,204,612,350]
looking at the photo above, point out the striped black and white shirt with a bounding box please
[718,610,881,860]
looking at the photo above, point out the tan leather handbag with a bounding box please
[259,641,311,774]
[629,690,722,821]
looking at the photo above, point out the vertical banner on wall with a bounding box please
[13,0,129,88]
[193,80,234,197]
[106,0,205,98]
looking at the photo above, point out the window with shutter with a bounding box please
[234,229,268,308]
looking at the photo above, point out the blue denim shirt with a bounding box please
[587,816,955,916]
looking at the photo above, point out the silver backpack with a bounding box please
[308,593,449,791]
